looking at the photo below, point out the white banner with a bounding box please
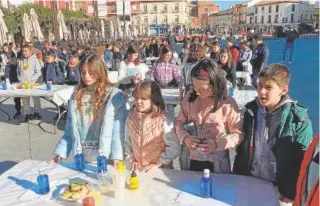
[116,0,131,15]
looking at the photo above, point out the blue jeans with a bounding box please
[283,42,294,62]
[252,69,260,88]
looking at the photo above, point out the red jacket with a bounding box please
[229,46,239,65]
[294,134,319,206]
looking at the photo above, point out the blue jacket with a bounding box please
[104,49,113,64]
[54,87,128,161]
[251,43,269,72]
[43,62,64,84]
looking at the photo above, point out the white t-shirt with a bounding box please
[118,61,149,84]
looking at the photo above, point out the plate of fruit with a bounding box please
[60,182,91,202]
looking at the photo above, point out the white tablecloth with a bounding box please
[0,85,75,107]
[161,89,257,109]
[0,160,280,206]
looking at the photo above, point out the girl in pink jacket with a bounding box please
[175,59,243,173]
[124,81,180,172]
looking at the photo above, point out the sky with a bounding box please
[214,0,245,10]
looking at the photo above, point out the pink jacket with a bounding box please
[124,111,180,168]
[175,93,243,163]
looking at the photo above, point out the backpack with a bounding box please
[294,134,319,206]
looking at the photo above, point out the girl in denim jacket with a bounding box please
[52,54,128,166]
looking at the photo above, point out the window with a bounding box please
[311,15,313,20]
[301,14,303,19]
[291,13,294,22]
[255,7,257,14]
[269,6,271,13]
[174,4,179,12]
[163,4,167,12]
[305,14,307,18]
[153,5,157,13]
[276,5,279,12]
[205,8,209,13]
[143,16,148,23]
[292,4,295,12]
[268,15,271,23]
[111,5,116,13]
[261,16,264,23]
[262,6,264,12]
[275,14,278,23]
[163,16,167,23]
[255,16,257,23]
[250,16,253,24]
[143,5,147,12]
[175,15,179,23]
[152,16,157,24]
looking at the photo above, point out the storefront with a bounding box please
[149,24,169,36]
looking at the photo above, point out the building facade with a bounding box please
[208,8,233,35]
[232,3,248,34]
[139,0,190,35]
[107,0,189,37]
[191,0,220,29]
[250,0,302,34]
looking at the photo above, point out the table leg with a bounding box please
[40,97,65,134]
[0,97,11,120]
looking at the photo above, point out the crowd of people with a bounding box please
[0,32,318,206]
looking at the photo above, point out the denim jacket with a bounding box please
[54,87,128,161]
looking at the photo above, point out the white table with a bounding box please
[0,85,74,133]
[161,88,257,109]
[0,160,280,206]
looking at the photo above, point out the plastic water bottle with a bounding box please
[74,153,85,171]
[46,82,51,91]
[97,155,107,173]
[37,170,50,194]
[201,169,212,198]
[5,78,11,90]
[1,80,7,90]
[228,87,234,97]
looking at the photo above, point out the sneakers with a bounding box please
[33,112,42,120]
[13,111,22,119]
[24,112,41,122]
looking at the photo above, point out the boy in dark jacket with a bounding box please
[111,43,123,71]
[4,52,21,119]
[251,33,269,87]
[103,43,113,69]
[233,64,313,204]
[65,51,80,85]
[42,49,64,85]
[209,41,221,63]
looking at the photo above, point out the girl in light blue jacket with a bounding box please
[52,54,128,166]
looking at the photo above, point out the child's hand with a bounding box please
[132,74,142,84]
[47,155,62,164]
[279,194,293,203]
[183,136,201,151]
[197,139,217,153]
[130,162,141,171]
[140,164,158,173]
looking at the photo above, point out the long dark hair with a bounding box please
[188,59,228,112]
[186,43,206,64]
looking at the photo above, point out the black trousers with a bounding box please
[14,97,21,112]
[190,160,214,172]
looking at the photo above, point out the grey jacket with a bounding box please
[17,54,42,84]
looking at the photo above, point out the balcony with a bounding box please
[151,10,157,14]
[141,10,148,14]
[172,10,179,13]
[161,10,167,13]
